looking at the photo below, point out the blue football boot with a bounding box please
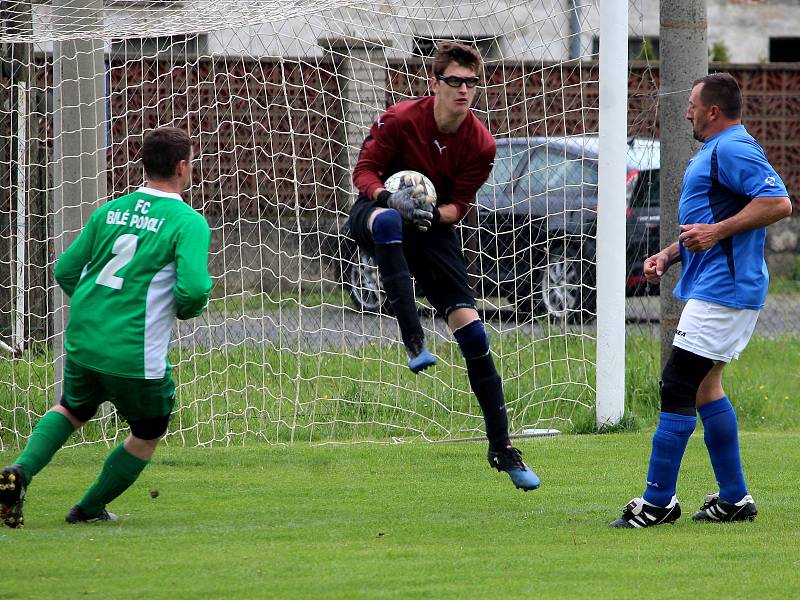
[487,446,541,491]
[405,335,437,374]
[408,349,437,373]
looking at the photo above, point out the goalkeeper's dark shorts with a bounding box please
[60,356,175,440]
[347,195,476,318]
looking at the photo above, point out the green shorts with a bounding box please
[61,356,175,439]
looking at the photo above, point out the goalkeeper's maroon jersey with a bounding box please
[352,96,496,222]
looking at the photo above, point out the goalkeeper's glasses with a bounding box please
[437,75,481,88]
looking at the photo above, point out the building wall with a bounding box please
[586,0,800,64]
[26,1,800,64]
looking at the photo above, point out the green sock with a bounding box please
[78,444,148,516]
[15,411,75,483]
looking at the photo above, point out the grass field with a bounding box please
[3,333,799,449]
[3,433,800,599]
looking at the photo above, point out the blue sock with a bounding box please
[643,412,697,507]
[698,396,747,503]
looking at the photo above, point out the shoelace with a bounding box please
[699,497,718,511]
[502,447,526,469]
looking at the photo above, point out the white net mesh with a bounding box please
[0,0,641,448]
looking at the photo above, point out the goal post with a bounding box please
[596,0,628,428]
[0,0,646,448]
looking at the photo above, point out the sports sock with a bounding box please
[371,211,425,356]
[14,410,75,483]
[454,321,510,450]
[643,412,697,507]
[77,444,149,516]
[698,396,747,503]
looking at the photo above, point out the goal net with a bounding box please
[0,0,656,448]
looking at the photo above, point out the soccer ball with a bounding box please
[383,170,437,207]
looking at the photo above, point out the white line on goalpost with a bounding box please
[596,0,628,429]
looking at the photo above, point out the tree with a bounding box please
[709,41,731,63]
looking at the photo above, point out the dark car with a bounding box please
[341,136,660,320]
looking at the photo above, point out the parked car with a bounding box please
[340,136,661,320]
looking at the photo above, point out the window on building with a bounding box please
[770,37,800,62]
[110,34,208,59]
[413,36,499,59]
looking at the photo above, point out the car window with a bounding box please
[517,146,598,197]
[630,169,660,208]
[477,143,527,206]
[488,143,515,188]
[521,148,547,196]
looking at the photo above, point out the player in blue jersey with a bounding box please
[611,73,792,528]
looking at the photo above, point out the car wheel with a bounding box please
[540,241,596,322]
[342,250,387,312]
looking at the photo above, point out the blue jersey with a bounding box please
[674,124,787,309]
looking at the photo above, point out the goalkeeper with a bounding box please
[0,127,212,527]
[348,41,540,491]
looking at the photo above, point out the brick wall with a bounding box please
[388,60,800,201]
[4,57,798,215]
[1,57,799,327]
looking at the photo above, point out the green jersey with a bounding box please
[55,187,212,379]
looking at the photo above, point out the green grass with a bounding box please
[3,434,800,599]
[3,334,800,447]
[624,334,800,431]
[768,274,800,295]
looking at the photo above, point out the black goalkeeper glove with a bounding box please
[377,188,433,230]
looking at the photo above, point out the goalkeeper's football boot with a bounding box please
[65,504,119,524]
[0,465,27,529]
[487,445,541,491]
[609,496,681,528]
[691,492,757,523]
[406,334,437,374]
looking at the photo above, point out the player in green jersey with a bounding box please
[0,127,212,527]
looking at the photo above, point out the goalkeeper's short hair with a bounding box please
[432,40,482,77]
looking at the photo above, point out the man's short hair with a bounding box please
[431,40,482,77]
[692,72,742,120]
[141,126,192,180]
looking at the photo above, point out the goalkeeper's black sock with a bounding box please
[372,211,425,356]
[465,352,511,450]
[454,319,510,449]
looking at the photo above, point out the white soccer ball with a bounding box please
[383,170,437,207]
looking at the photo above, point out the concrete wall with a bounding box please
[24,1,800,65]
[588,0,800,64]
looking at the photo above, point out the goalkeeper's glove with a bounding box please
[412,202,440,232]
[376,187,433,229]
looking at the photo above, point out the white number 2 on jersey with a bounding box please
[96,233,138,290]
